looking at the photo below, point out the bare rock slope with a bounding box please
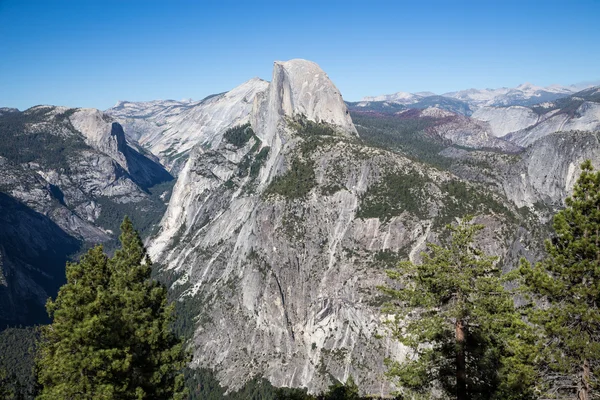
[148,60,539,395]
[107,78,269,173]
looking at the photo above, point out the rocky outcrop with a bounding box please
[472,106,540,137]
[440,131,600,210]
[504,131,600,207]
[261,59,357,137]
[148,60,534,395]
[107,78,269,173]
[505,102,600,147]
[470,88,600,147]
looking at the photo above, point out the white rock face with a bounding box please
[472,106,540,137]
[505,133,600,207]
[148,60,528,395]
[70,108,129,168]
[107,78,269,172]
[505,102,600,147]
[440,131,600,210]
[252,59,357,146]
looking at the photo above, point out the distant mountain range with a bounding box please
[358,81,599,111]
[348,85,600,150]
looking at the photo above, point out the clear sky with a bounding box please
[1,0,599,110]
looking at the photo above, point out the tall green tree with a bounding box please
[380,216,535,400]
[36,217,187,399]
[515,160,600,400]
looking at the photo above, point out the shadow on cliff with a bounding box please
[112,122,175,191]
[0,192,81,329]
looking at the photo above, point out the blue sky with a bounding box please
[1,0,599,110]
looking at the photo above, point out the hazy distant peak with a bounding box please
[363,81,598,109]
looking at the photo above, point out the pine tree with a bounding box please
[380,216,535,400]
[1,368,14,399]
[516,160,600,399]
[36,217,188,399]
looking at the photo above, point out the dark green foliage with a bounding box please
[94,179,175,245]
[380,217,535,400]
[264,117,345,199]
[238,145,270,180]
[317,377,360,400]
[36,217,188,399]
[351,111,453,170]
[320,183,345,196]
[346,97,472,116]
[374,249,404,269]
[184,368,226,400]
[251,147,271,177]
[184,368,314,400]
[0,367,22,400]
[223,123,255,148]
[0,108,89,171]
[356,165,518,227]
[290,117,338,137]
[275,376,396,400]
[437,181,516,227]
[514,160,600,399]
[265,158,316,200]
[0,327,38,399]
[229,136,271,194]
[357,169,431,221]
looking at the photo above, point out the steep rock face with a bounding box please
[503,132,600,208]
[440,131,600,210]
[251,59,357,150]
[271,59,356,135]
[151,133,527,395]
[471,106,540,137]
[149,60,533,395]
[505,102,600,147]
[107,78,269,172]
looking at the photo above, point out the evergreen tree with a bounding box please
[380,216,535,400]
[1,367,15,399]
[36,217,187,399]
[515,160,600,400]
